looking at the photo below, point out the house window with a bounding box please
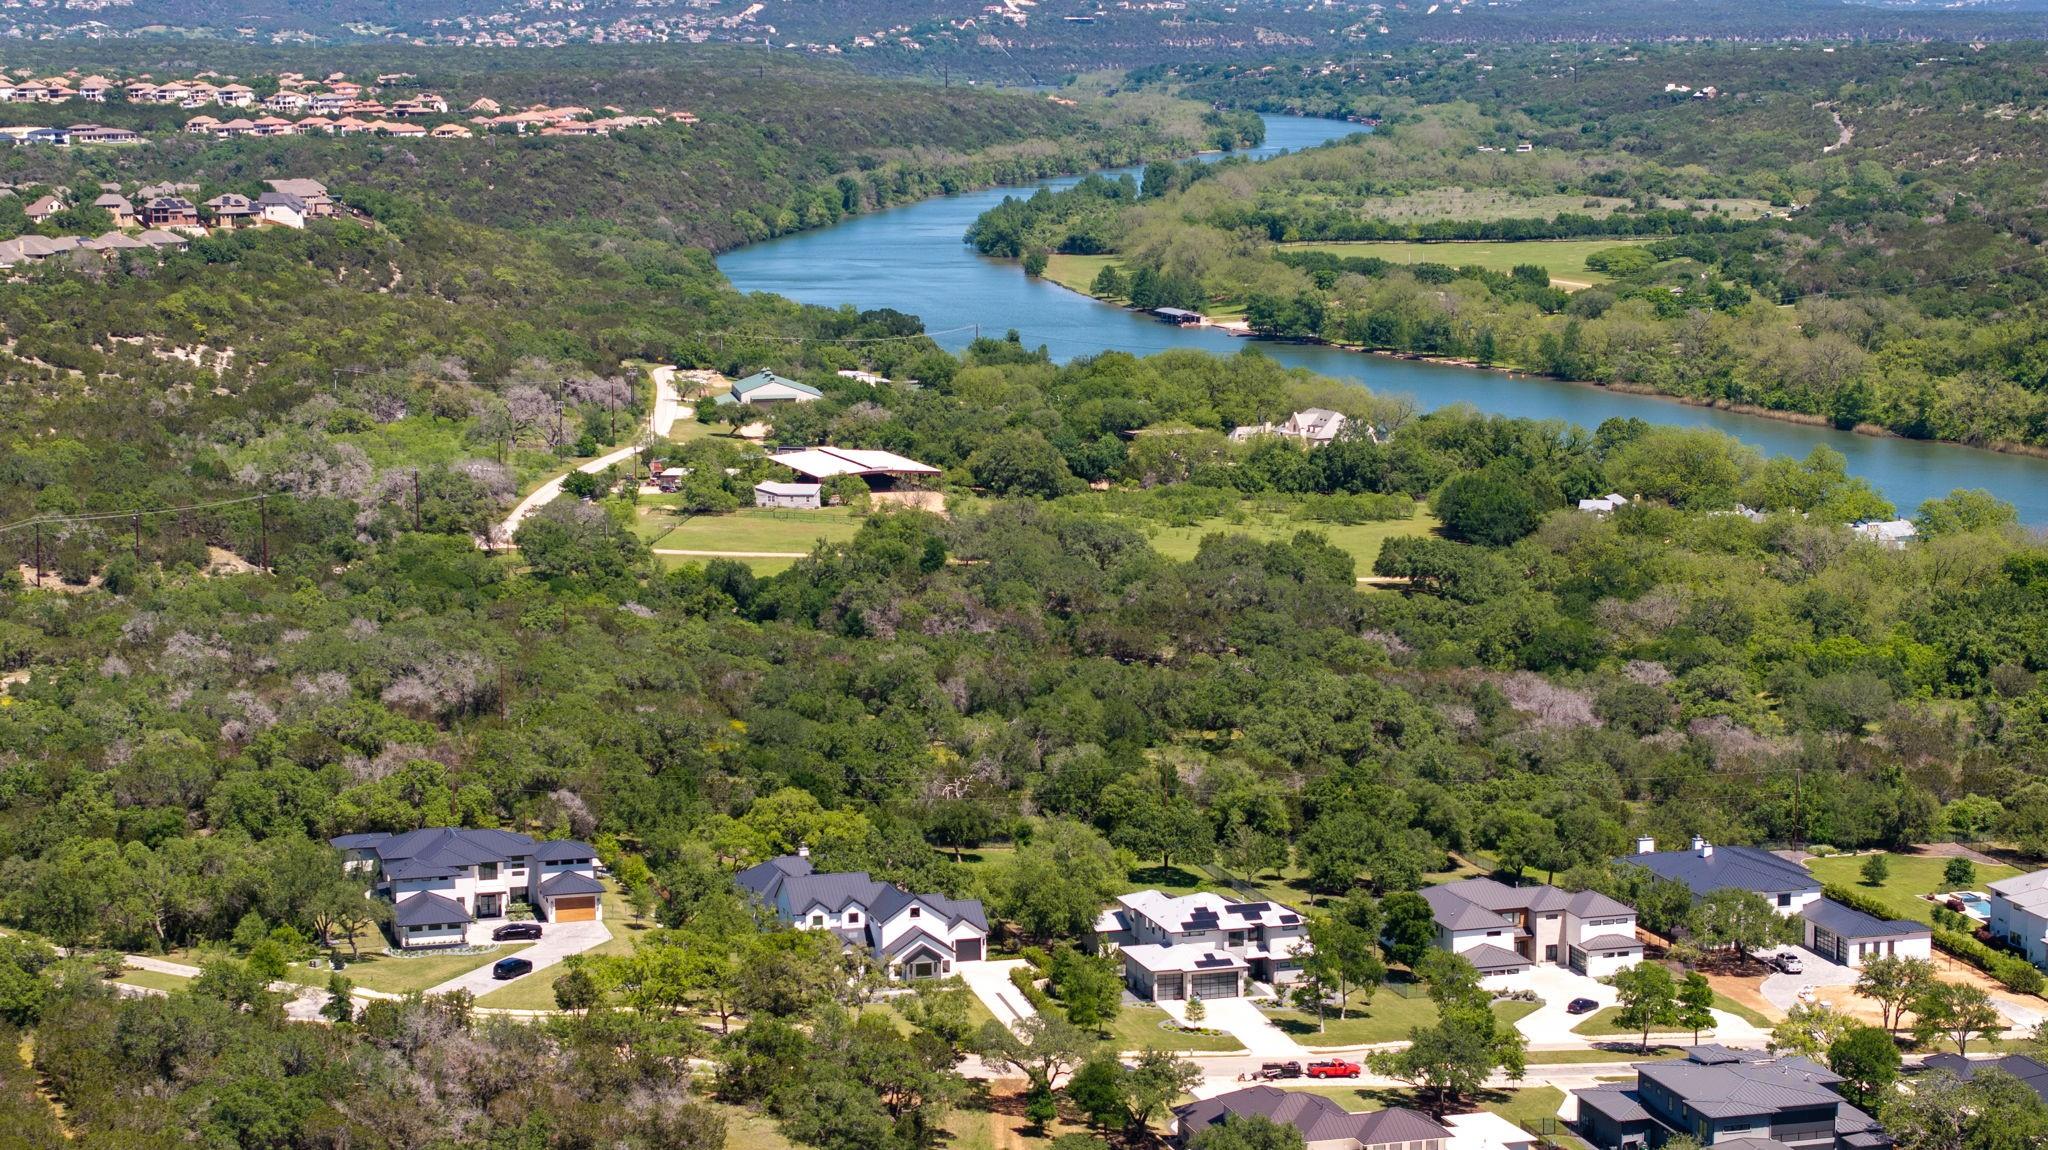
[1778,893,1793,907]
[811,914,825,926]
[479,863,498,881]
[1545,945,1558,962]
[846,912,860,924]
[909,907,921,919]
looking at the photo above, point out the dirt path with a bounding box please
[16,1035,73,1139]
[647,365,694,439]
[1818,103,1853,154]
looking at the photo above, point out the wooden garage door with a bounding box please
[553,896,597,921]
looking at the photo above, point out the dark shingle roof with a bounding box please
[734,854,813,900]
[1802,897,1930,941]
[393,891,470,928]
[1923,1052,2048,1102]
[1174,1088,1448,1146]
[1621,845,1818,897]
[539,870,606,897]
[1459,943,1534,972]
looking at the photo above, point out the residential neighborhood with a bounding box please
[0,177,343,269]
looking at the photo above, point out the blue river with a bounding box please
[720,114,2048,523]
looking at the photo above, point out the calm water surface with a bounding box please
[720,115,2048,523]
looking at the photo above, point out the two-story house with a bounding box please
[1622,837,1823,917]
[1094,890,1312,1002]
[1989,869,2048,969]
[331,828,604,947]
[1420,878,1643,977]
[734,850,987,980]
[1574,1047,1892,1150]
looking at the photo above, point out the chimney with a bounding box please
[1694,836,1713,859]
[796,843,810,860]
[1636,835,1657,855]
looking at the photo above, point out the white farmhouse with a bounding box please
[735,850,988,979]
[1990,869,2048,968]
[1094,889,1311,1001]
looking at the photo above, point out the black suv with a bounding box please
[493,922,544,941]
[492,957,534,980]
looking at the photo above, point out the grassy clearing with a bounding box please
[1712,991,1775,1028]
[1286,237,1651,286]
[636,503,865,553]
[1804,852,2023,925]
[1135,503,1438,573]
[1043,253,1120,297]
[114,969,194,993]
[708,1102,802,1150]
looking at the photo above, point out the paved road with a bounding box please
[491,444,642,546]
[122,955,332,1021]
[423,920,612,1000]
[648,366,694,438]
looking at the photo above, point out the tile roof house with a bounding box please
[1170,1087,1451,1150]
[1227,408,1352,446]
[1800,898,1930,969]
[1621,836,1822,916]
[140,196,199,228]
[1421,877,1642,977]
[331,828,604,947]
[1574,1048,1892,1150]
[24,194,65,223]
[92,192,134,227]
[265,178,338,217]
[735,849,987,979]
[1094,889,1310,1001]
[257,191,310,229]
[712,369,822,406]
[1989,869,2048,968]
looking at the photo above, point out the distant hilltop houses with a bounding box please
[0,177,341,269]
[0,67,697,145]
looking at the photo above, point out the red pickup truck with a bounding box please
[1305,1059,1361,1079]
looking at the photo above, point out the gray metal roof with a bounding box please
[329,827,539,870]
[393,891,470,927]
[539,871,605,897]
[1922,1052,2048,1102]
[1634,1055,1844,1120]
[1575,933,1643,952]
[532,839,596,862]
[1571,1084,1653,1123]
[1801,897,1929,942]
[1459,943,1534,972]
[1568,889,1637,918]
[1621,845,1819,897]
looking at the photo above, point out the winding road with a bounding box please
[488,366,688,548]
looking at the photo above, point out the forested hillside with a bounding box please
[982,44,2048,450]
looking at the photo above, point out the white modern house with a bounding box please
[1801,898,1932,969]
[332,828,604,947]
[1622,836,1823,917]
[1990,870,2048,968]
[734,850,988,979]
[1094,890,1311,1001]
[1577,493,1630,514]
[1227,408,1355,447]
[1851,518,1917,548]
[1420,878,1643,977]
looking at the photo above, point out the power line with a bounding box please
[0,494,271,539]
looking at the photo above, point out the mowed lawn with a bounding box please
[1043,253,1120,297]
[1266,991,1535,1047]
[1285,238,1652,287]
[1107,1004,1246,1053]
[282,943,535,996]
[114,969,195,993]
[1137,503,1438,573]
[637,503,864,556]
[1804,851,2024,925]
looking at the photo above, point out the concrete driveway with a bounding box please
[1487,965,1616,1044]
[1760,946,1854,1014]
[959,959,1038,1034]
[425,919,611,1000]
[1163,996,1308,1058]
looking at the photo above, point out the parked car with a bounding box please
[1772,951,1804,975]
[492,957,534,980]
[1566,998,1600,1015]
[1305,1060,1361,1079]
[1255,1062,1304,1080]
[492,922,544,941]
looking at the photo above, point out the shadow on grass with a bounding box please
[1128,864,1208,891]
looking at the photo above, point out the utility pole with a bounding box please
[32,522,41,586]
[258,496,270,574]
[411,470,422,532]
[132,513,141,563]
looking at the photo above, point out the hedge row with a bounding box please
[1009,965,1058,1014]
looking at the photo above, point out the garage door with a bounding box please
[1190,971,1239,999]
[955,938,982,962]
[552,896,597,921]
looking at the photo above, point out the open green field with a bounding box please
[1285,238,1652,288]
[1572,991,1768,1038]
[636,502,864,556]
[1804,851,2024,925]
[1043,253,1120,297]
[114,969,194,993]
[1136,503,1438,573]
